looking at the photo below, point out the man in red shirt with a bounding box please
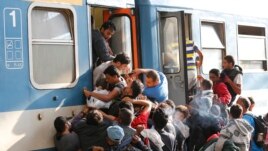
[209,69,231,105]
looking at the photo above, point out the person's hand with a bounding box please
[132,69,143,76]
[83,88,92,97]
[197,74,204,81]
[122,97,133,103]
[132,135,141,144]
[91,146,104,151]
[135,125,145,135]
[224,75,232,84]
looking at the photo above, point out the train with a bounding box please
[1,0,268,150]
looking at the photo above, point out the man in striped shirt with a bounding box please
[186,40,203,92]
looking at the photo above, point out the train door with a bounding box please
[103,9,139,69]
[90,5,138,70]
[159,11,188,104]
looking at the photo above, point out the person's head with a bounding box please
[145,70,160,87]
[236,96,251,114]
[95,77,108,90]
[118,108,134,126]
[223,55,235,70]
[119,101,134,113]
[106,125,125,146]
[54,116,70,134]
[209,68,221,83]
[174,105,189,121]
[104,65,120,84]
[113,53,131,70]
[230,104,243,119]
[86,109,103,125]
[158,100,175,117]
[152,108,168,130]
[100,21,116,40]
[122,80,143,99]
[201,79,213,90]
[88,146,104,151]
[248,96,255,111]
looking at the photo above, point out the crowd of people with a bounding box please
[53,21,268,151]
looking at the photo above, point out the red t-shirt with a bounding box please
[131,111,150,129]
[213,82,231,105]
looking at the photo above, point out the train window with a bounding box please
[110,16,133,68]
[29,5,78,89]
[238,25,266,72]
[161,17,180,73]
[201,22,225,74]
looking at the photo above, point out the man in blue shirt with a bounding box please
[133,68,168,103]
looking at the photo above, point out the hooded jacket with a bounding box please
[215,119,253,151]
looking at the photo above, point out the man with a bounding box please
[93,53,130,85]
[92,21,116,66]
[133,68,168,103]
[237,96,264,151]
[186,40,203,93]
[221,55,242,106]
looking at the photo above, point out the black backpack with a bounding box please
[245,114,268,147]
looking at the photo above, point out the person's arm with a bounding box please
[123,97,152,113]
[133,68,154,76]
[224,75,242,95]
[84,88,119,102]
[98,110,117,121]
[196,49,203,68]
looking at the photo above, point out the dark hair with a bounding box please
[165,99,176,110]
[100,21,116,32]
[209,68,220,77]
[104,65,120,77]
[152,108,168,130]
[119,101,134,113]
[119,108,134,126]
[230,104,243,119]
[86,109,103,125]
[95,77,108,89]
[113,53,130,65]
[224,55,235,66]
[131,80,143,98]
[146,70,159,82]
[175,105,189,119]
[201,79,213,90]
[238,96,251,110]
[248,96,255,105]
[54,116,67,140]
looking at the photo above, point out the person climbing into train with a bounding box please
[132,68,168,103]
[84,65,126,103]
[186,40,203,96]
[221,55,243,106]
[92,21,116,67]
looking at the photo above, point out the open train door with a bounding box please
[159,11,188,104]
[103,9,139,69]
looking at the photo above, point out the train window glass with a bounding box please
[30,6,78,89]
[201,22,225,74]
[238,25,266,71]
[161,17,180,73]
[110,16,133,68]
[202,48,222,74]
[201,23,224,48]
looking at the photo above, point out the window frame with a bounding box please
[200,20,226,74]
[28,2,79,89]
[237,24,267,72]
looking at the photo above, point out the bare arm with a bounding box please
[123,97,152,113]
[196,49,203,68]
[225,76,241,94]
[98,110,117,121]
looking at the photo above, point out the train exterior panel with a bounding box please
[0,0,90,150]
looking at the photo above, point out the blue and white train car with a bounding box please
[135,0,268,115]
